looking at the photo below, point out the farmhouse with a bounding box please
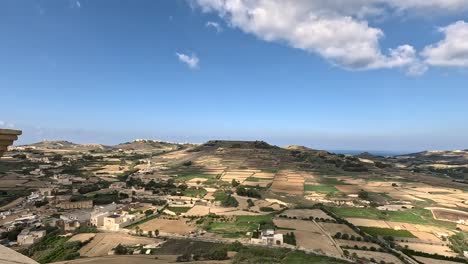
[250,229,283,246]
[101,213,136,231]
[90,203,118,227]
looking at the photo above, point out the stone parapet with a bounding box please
[0,129,22,157]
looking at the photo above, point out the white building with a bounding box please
[250,229,283,246]
[101,213,136,231]
[90,203,118,227]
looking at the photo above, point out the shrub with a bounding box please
[259,207,274,212]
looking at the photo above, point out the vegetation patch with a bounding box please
[304,184,338,193]
[26,229,81,264]
[245,177,265,182]
[183,187,207,197]
[330,207,456,228]
[205,214,274,237]
[167,206,192,215]
[173,169,216,182]
[232,246,348,264]
[449,232,468,256]
[359,226,416,238]
[320,177,347,185]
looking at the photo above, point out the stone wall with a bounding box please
[0,129,22,157]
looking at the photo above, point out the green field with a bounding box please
[173,169,217,181]
[28,230,81,263]
[207,214,274,237]
[167,206,192,215]
[330,207,456,229]
[214,191,228,202]
[183,187,207,197]
[319,177,347,185]
[232,247,347,264]
[261,169,278,173]
[304,184,338,193]
[359,226,416,238]
[281,251,349,264]
[245,177,265,182]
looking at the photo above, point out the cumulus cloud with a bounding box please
[193,0,425,74]
[422,21,468,67]
[176,52,200,69]
[206,21,223,32]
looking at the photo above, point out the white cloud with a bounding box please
[69,0,81,9]
[176,52,200,69]
[193,0,424,74]
[206,21,223,32]
[422,21,468,67]
[386,0,468,12]
[0,120,15,128]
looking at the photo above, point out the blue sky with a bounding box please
[1,0,468,152]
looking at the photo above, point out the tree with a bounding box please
[358,190,369,199]
[222,195,239,207]
[343,250,350,257]
[231,179,240,187]
[176,253,191,262]
[154,229,159,236]
[247,199,254,207]
[148,230,153,237]
[114,244,128,255]
[334,232,342,239]
[207,248,228,260]
[144,209,154,216]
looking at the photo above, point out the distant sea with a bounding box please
[328,150,409,156]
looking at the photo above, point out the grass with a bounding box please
[304,184,338,193]
[29,230,80,264]
[167,206,192,215]
[330,207,456,229]
[281,251,349,264]
[245,177,265,182]
[359,226,416,238]
[261,169,278,173]
[319,177,347,185]
[214,190,228,202]
[207,214,274,237]
[173,169,217,182]
[232,246,347,264]
[183,187,207,197]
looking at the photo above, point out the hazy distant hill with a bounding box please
[25,141,109,151]
[398,150,468,164]
[112,139,186,151]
